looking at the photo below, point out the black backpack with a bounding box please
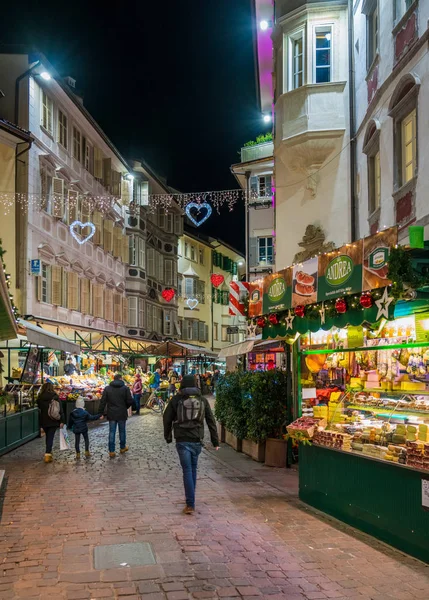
[176,395,205,429]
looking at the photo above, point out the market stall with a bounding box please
[247,226,429,562]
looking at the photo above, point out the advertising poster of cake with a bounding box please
[262,268,292,314]
[292,257,318,307]
[248,280,264,318]
[317,240,363,302]
[362,227,397,291]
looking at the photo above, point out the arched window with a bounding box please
[389,73,420,189]
[363,119,381,216]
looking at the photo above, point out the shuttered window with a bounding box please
[198,322,205,342]
[81,197,92,224]
[103,158,112,189]
[156,252,164,282]
[92,211,103,245]
[111,171,121,197]
[164,259,173,286]
[147,248,155,277]
[93,284,104,318]
[139,298,145,328]
[51,266,63,306]
[128,297,138,327]
[114,294,122,323]
[103,220,113,253]
[94,147,104,179]
[105,289,114,321]
[52,177,65,219]
[80,278,91,314]
[62,270,68,308]
[122,234,129,264]
[67,190,79,224]
[138,237,145,269]
[123,296,129,325]
[67,272,79,311]
[58,110,68,149]
[73,127,81,161]
[164,311,172,335]
[39,263,51,303]
[113,226,123,259]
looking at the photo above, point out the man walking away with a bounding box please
[163,375,219,515]
[99,373,133,457]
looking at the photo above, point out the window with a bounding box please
[258,237,274,264]
[164,311,172,336]
[291,31,304,89]
[41,91,53,134]
[146,303,154,331]
[139,298,145,328]
[58,110,68,149]
[73,127,81,161]
[199,248,205,264]
[40,165,53,213]
[165,259,173,286]
[128,297,138,327]
[185,242,189,258]
[178,276,183,297]
[214,323,219,341]
[259,175,272,198]
[156,252,164,282]
[138,237,145,269]
[85,141,94,174]
[197,280,205,304]
[166,213,173,233]
[41,263,51,303]
[147,248,155,277]
[221,326,228,342]
[185,277,197,298]
[315,26,332,83]
[365,2,379,69]
[190,245,196,261]
[129,235,137,266]
[174,214,182,235]
[395,0,414,23]
[373,151,381,212]
[155,307,162,333]
[363,120,381,216]
[158,208,165,229]
[187,319,194,340]
[402,110,417,184]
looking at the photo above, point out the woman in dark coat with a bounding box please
[37,382,65,462]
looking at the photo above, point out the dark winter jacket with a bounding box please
[98,379,133,422]
[67,408,100,434]
[37,391,65,429]
[163,387,219,446]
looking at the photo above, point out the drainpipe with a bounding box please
[348,0,357,241]
[245,171,251,281]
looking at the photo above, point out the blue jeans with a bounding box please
[176,442,203,509]
[109,421,126,452]
[133,394,142,413]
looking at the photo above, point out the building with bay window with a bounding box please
[124,160,183,342]
[177,227,246,353]
[0,50,132,343]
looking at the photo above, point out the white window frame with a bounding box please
[85,140,94,174]
[199,247,205,265]
[139,298,145,328]
[288,29,305,91]
[73,126,81,161]
[41,263,51,304]
[41,90,53,134]
[258,237,274,265]
[147,248,155,277]
[164,311,172,336]
[129,234,137,266]
[394,0,414,25]
[190,245,196,262]
[164,259,173,286]
[58,110,68,149]
[138,237,146,269]
[401,109,417,185]
[314,25,333,84]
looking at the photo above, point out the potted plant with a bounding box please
[214,372,245,452]
[243,370,289,464]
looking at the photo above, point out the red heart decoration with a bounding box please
[162,288,175,303]
[210,274,225,288]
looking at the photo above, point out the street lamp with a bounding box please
[263,114,272,124]
[40,71,51,81]
[260,20,269,31]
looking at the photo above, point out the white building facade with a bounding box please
[353,0,429,242]
[0,52,132,341]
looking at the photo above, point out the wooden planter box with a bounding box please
[242,438,266,462]
[217,422,226,443]
[225,429,242,452]
[265,438,287,468]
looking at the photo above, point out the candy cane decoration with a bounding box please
[229,281,250,317]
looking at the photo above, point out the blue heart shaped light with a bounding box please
[185,202,212,227]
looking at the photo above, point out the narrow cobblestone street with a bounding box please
[1,411,429,600]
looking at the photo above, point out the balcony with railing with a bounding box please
[240,141,274,163]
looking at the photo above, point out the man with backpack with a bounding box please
[163,374,219,515]
[99,373,133,457]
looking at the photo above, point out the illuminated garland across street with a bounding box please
[0,189,256,215]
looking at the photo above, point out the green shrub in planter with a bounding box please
[243,370,289,443]
[214,372,247,439]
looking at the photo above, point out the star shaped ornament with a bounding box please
[247,321,257,338]
[285,310,295,330]
[319,302,326,325]
[375,287,394,321]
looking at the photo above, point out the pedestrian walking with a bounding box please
[163,374,219,515]
[148,368,161,403]
[37,382,65,463]
[132,373,143,415]
[98,373,133,458]
[67,398,101,459]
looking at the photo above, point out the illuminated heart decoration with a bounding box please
[185,202,212,227]
[162,288,175,303]
[70,221,96,245]
[210,274,224,288]
[186,298,199,310]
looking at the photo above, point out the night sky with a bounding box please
[2,0,270,252]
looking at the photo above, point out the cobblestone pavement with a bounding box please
[1,410,429,600]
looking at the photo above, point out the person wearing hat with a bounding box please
[67,398,101,459]
[163,374,219,515]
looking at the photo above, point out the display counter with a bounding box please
[296,335,429,563]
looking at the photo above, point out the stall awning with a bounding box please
[155,340,218,358]
[218,340,256,359]
[18,319,80,354]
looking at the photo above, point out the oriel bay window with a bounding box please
[290,30,304,89]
